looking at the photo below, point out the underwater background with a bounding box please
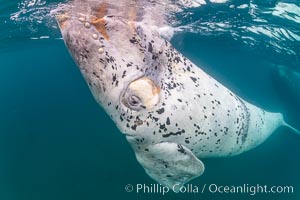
[0,0,299,199]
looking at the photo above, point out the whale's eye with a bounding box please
[128,95,142,107]
[122,93,145,111]
[122,77,160,111]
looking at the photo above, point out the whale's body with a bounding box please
[56,0,299,188]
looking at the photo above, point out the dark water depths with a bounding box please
[0,0,299,199]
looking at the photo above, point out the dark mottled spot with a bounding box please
[130,37,137,44]
[131,125,137,130]
[166,117,170,125]
[122,71,127,78]
[190,77,197,83]
[152,117,159,122]
[148,42,153,53]
[156,108,165,114]
[159,124,166,130]
[177,144,186,154]
[163,130,183,138]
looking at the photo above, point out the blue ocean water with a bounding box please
[0,0,299,200]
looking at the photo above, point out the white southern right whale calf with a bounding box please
[56,0,300,189]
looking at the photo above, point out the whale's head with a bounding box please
[56,9,175,139]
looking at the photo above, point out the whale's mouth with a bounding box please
[124,133,136,139]
[125,133,134,137]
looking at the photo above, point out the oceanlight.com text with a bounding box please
[124,183,294,196]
